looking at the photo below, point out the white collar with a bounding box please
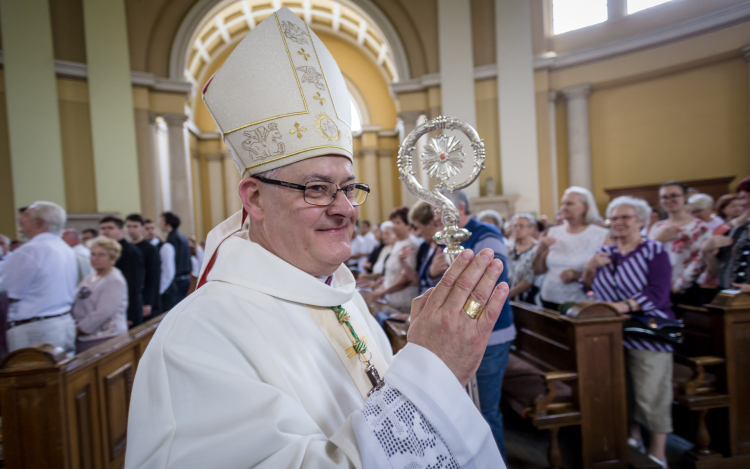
[206,236,355,307]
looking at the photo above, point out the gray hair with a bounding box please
[477,209,503,228]
[606,196,652,224]
[687,193,714,211]
[254,167,282,180]
[379,221,393,231]
[25,201,67,235]
[440,189,471,214]
[0,234,9,244]
[510,213,537,226]
[563,186,601,225]
[62,228,80,241]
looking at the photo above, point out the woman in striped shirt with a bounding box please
[581,196,673,469]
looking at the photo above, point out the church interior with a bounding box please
[1,0,750,468]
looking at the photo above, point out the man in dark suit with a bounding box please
[100,216,145,327]
[159,212,192,303]
[125,214,162,319]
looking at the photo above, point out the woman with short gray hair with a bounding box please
[582,196,673,468]
[532,186,609,310]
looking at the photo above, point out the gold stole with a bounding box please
[306,305,389,400]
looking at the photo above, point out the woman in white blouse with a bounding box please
[73,236,128,353]
[370,207,420,314]
[648,181,711,306]
[532,186,609,311]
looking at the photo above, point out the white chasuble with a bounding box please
[125,236,504,469]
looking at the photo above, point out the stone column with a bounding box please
[398,111,422,208]
[743,45,750,163]
[562,84,593,191]
[0,0,66,211]
[83,0,141,216]
[361,126,381,224]
[148,114,164,218]
[496,0,541,213]
[548,91,560,211]
[438,0,479,197]
[163,114,195,237]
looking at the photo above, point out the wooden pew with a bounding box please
[0,314,164,469]
[673,291,750,469]
[503,301,630,469]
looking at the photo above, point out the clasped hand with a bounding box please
[407,248,508,387]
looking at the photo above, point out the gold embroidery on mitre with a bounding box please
[289,122,307,138]
[297,48,310,61]
[296,65,325,90]
[316,113,341,142]
[242,123,285,161]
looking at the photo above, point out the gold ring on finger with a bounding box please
[463,298,484,320]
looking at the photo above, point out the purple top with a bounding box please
[590,239,674,353]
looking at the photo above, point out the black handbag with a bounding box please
[623,314,684,346]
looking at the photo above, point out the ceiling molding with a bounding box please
[0,52,192,94]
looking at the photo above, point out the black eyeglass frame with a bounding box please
[253,175,370,207]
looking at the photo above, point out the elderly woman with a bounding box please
[581,196,673,469]
[73,236,128,353]
[507,214,539,303]
[370,206,420,313]
[688,193,724,233]
[648,181,711,306]
[532,186,609,311]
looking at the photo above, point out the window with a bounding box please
[350,98,362,135]
[628,0,672,14]
[553,0,608,35]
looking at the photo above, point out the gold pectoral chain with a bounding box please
[330,305,385,396]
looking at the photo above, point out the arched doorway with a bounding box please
[170,0,406,238]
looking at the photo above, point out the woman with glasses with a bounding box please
[581,196,673,469]
[648,180,711,306]
[507,214,539,303]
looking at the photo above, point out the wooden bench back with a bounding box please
[0,315,164,469]
[512,301,629,469]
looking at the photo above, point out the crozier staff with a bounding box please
[125,8,508,469]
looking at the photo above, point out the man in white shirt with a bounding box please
[144,219,177,312]
[0,202,77,355]
[360,219,379,253]
[62,228,94,283]
[125,9,509,468]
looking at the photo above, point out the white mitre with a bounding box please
[197,7,353,285]
[202,7,352,178]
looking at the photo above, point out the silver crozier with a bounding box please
[397,116,486,409]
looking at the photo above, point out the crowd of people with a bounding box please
[2,176,749,468]
[0,204,196,356]
[346,176,750,468]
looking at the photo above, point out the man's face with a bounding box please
[17,210,38,239]
[62,231,78,247]
[125,221,144,242]
[360,223,370,235]
[144,222,157,241]
[659,185,686,213]
[99,222,124,241]
[82,231,95,243]
[251,156,359,276]
[159,216,168,232]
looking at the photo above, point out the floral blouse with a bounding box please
[648,219,711,293]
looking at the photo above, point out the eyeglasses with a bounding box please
[253,176,370,207]
[610,215,635,223]
[660,194,684,200]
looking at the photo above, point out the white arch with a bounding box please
[168,0,411,86]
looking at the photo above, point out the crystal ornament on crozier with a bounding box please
[422,134,465,181]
